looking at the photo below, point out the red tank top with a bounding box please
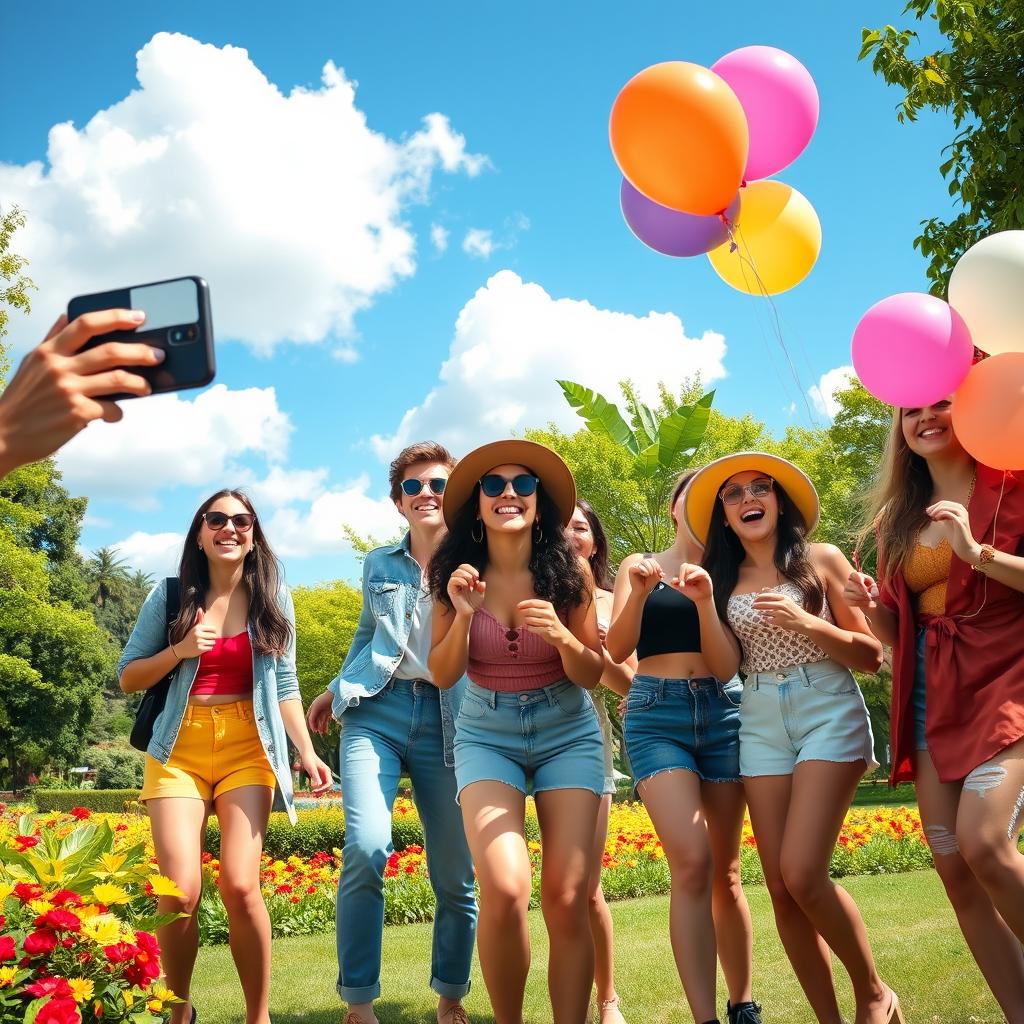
[190,632,254,697]
[467,607,566,691]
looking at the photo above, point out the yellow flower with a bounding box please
[95,851,128,876]
[0,883,13,904]
[91,882,130,905]
[147,873,184,898]
[0,966,17,988]
[81,913,123,945]
[68,977,94,1003]
[123,989,134,1008]
[28,899,53,916]
[147,999,164,1012]
[151,984,178,1002]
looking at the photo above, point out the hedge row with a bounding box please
[32,789,142,813]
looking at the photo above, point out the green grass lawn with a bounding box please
[192,869,1000,1023]
[851,780,918,809]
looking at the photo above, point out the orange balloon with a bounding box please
[952,352,1024,470]
[609,62,749,216]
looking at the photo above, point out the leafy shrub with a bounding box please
[85,741,145,789]
[33,788,141,813]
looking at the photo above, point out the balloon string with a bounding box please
[727,223,820,428]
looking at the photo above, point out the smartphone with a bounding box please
[67,275,215,398]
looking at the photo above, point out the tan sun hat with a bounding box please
[682,451,820,547]
[442,439,577,528]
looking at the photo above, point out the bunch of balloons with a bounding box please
[610,46,821,296]
[851,230,1024,469]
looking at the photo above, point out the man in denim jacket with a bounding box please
[308,441,475,1024]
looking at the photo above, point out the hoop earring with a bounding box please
[471,520,484,544]
[534,522,544,544]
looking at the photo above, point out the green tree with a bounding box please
[292,580,364,766]
[85,546,132,608]
[0,205,35,366]
[861,0,1024,293]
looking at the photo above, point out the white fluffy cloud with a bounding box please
[112,531,184,580]
[809,365,856,418]
[57,384,291,505]
[462,228,495,259]
[0,32,485,356]
[372,270,728,457]
[265,475,404,558]
[244,466,329,509]
[430,223,450,254]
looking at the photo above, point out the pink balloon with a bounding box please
[851,293,974,407]
[712,46,819,181]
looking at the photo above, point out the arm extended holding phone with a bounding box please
[0,276,216,479]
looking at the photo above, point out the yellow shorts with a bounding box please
[141,700,276,803]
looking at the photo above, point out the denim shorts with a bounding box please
[453,679,605,800]
[623,675,742,791]
[912,629,928,752]
[739,659,878,777]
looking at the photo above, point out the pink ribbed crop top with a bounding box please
[468,607,567,691]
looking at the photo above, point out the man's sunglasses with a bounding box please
[202,512,256,531]
[401,478,447,497]
[480,474,539,498]
[720,478,773,506]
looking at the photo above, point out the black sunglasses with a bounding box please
[480,474,539,498]
[202,512,256,532]
[401,477,447,497]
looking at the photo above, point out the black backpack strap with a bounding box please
[165,577,181,638]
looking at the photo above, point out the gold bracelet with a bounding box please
[971,544,997,573]
[168,640,181,661]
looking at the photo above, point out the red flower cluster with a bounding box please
[13,882,44,902]
[35,998,81,1024]
[0,935,15,960]
[13,834,40,852]
[102,931,161,989]
[69,807,92,820]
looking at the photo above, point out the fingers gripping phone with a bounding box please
[67,276,216,398]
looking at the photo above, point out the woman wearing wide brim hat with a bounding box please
[426,437,607,1023]
[685,452,905,1024]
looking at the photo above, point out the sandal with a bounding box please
[599,996,627,1024]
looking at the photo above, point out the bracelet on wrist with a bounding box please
[971,544,997,574]
[168,640,181,661]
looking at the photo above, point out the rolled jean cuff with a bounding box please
[432,975,471,1000]
[337,981,380,1003]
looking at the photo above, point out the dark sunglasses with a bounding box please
[480,474,539,498]
[401,477,447,497]
[720,478,773,506]
[202,512,256,532]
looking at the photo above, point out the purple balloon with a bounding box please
[620,179,740,257]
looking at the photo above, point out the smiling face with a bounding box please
[395,460,450,528]
[478,463,537,534]
[901,398,965,459]
[200,495,256,566]
[566,506,594,559]
[720,470,779,542]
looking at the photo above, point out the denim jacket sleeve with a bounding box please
[276,587,301,703]
[328,558,374,696]
[117,579,170,682]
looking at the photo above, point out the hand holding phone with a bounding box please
[0,310,165,478]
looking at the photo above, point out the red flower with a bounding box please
[23,929,58,956]
[0,935,16,961]
[39,909,82,933]
[14,834,40,852]
[274,884,293,894]
[134,931,160,958]
[27,975,73,997]
[50,890,83,908]
[114,823,128,833]
[103,942,136,964]
[35,997,82,1024]
[69,807,92,820]
[13,882,44,902]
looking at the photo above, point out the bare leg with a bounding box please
[702,780,754,1006]
[214,785,274,1024]
[744,774,841,1024]
[957,738,1024,943]
[587,794,620,1009]
[639,770,718,1023]
[778,760,892,1024]
[147,798,209,1024]
[536,788,601,1024]
[460,782,532,1024]
[915,751,1024,1022]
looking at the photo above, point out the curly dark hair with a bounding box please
[428,482,589,612]
[701,479,824,622]
[575,498,612,591]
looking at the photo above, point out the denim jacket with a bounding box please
[117,580,301,824]
[328,534,465,766]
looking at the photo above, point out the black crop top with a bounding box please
[636,580,702,661]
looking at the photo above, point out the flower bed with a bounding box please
[2,800,936,955]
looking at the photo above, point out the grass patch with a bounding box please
[192,870,1001,1023]
[852,780,918,808]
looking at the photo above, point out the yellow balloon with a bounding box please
[707,180,821,295]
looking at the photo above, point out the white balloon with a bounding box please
[948,230,1024,356]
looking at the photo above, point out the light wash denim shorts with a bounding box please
[739,658,878,777]
[624,675,741,792]
[453,679,605,801]
[912,628,928,752]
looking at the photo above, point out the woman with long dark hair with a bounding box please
[683,454,899,1024]
[428,439,605,1024]
[565,499,633,1024]
[605,471,759,1024]
[118,489,331,1024]
[844,398,1024,1019]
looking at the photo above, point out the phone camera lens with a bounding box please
[186,326,197,340]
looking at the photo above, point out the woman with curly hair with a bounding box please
[428,439,605,1024]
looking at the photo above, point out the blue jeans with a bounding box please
[337,679,477,1003]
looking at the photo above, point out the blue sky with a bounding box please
[1,1,953,585]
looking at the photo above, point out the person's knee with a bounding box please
[711,859,744,906]
[217,874,263,913]
[480,876,532,923]
[162,884,202,917]
[958,827,1014,885]
[541,878,590,932]
[779,856,829,909]
[667,846,712,897]
[341,828,391,879]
